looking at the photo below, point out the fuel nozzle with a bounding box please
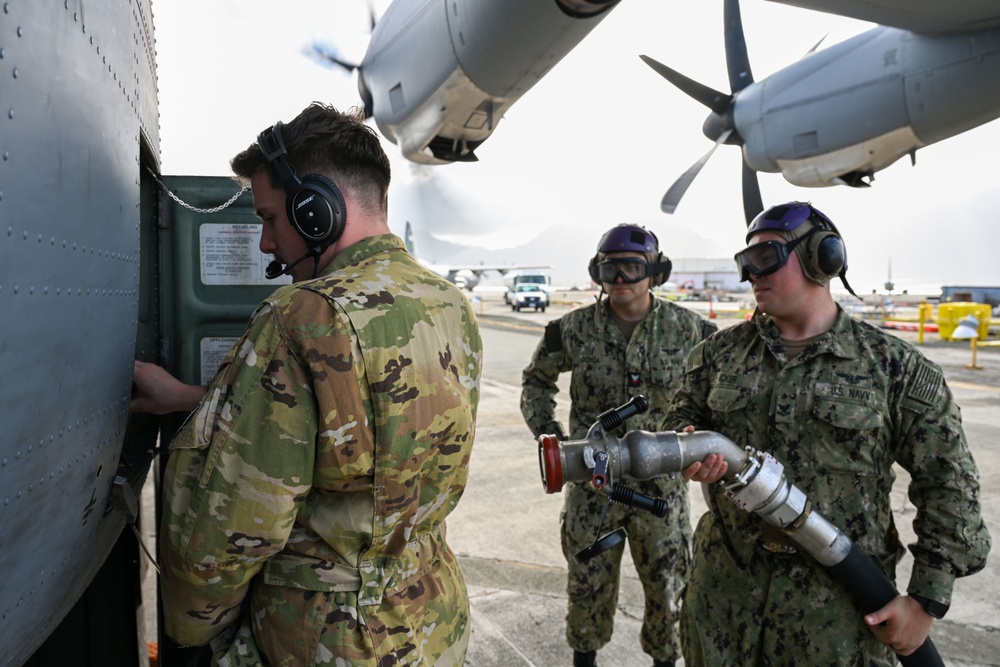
[543,397,670,561]
[538,396,651,494]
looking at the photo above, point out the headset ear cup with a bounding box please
[588,255,601,283]
[653,253,671,287]
[287,174,347,246]
[805,231,845,282]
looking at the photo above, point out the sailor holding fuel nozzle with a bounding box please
[522,224,717,667]
[542,203,990,666]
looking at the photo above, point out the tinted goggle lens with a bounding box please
[597,258,649,284]
[735,228,818,281]
[734,241,790,281]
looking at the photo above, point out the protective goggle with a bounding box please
[733,229,815,281]
[595,258,654,284]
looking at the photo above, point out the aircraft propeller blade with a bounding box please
[312,0,378,74]
[724,0,754,93]
[646,0,766,224]
[724,0,763,224]
[639,55,731,116]
[661,130,731,214]
[741,159,764,224]
[311,45,359,74]
[805,34,827,57]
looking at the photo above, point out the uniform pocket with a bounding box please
[706,384,750,413]
[808,382,885,475]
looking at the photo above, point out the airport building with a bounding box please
[941,285,1000,308]
[670,257,743,291]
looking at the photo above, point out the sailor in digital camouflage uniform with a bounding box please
[132,103,482,666]
[667,202,990,666]
[520,225,717,667]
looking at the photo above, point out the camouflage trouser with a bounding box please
[560,478,691,662]
[214,613,470,667]
[680,513,895,667]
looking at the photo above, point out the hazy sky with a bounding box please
[152,0,1000,293]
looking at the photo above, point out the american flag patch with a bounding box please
[908,364,942,405]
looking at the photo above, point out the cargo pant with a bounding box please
[561,477,690,663]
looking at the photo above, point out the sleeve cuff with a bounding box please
[907,562,956,606]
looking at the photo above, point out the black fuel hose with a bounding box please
[826,543,944,666]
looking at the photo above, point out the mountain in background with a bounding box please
[394,220,732,288]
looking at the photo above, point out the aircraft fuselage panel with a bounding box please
[0,1,159,663]
[361,0,621,163]
[735,25,1000,186]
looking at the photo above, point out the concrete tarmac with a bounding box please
[450,292,1000,667]
[141,291,1000,666]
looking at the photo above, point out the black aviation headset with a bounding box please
[257,121,347,279]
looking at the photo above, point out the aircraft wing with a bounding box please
[767,0,1000,33]
[445,263,552,277]
[403,220,550,288]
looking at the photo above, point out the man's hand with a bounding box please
[682,453,728,483]
[130,360,206,415]
[677,426,729,483]
[865,595,934,656]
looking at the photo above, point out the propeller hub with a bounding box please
[702,113,734,143]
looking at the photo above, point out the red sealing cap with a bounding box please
[538,434,563,494]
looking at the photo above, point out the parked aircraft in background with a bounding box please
[312,0,623,164]
[404,222,550,290]
[642,0,1000,222]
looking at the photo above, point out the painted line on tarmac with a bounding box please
[950,380,1000,394]
[478,316,543,333]
[468,597,541,667]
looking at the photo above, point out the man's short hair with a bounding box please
[231,102,391,215]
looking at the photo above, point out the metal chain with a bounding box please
[146,165,249,214]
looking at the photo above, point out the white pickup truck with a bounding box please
[506,284,550,312]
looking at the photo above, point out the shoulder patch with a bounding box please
[544,320,562,354]
[702,319,719,339]
[685,340,707,372]
[908,361,943,406]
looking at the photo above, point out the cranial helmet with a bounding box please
[588,224,672,287]
[745,202,847,286]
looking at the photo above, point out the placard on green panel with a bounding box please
[159,176,291,385]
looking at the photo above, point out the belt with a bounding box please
[262,552,362,592]
[261,526,449,596]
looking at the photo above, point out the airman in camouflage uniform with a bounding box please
[138,104,483,666]
[520,224,716,667]
[668,203,990,666]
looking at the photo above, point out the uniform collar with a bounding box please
[755,306,857,361]
[319,234,405,277]
[594,291,661,326]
